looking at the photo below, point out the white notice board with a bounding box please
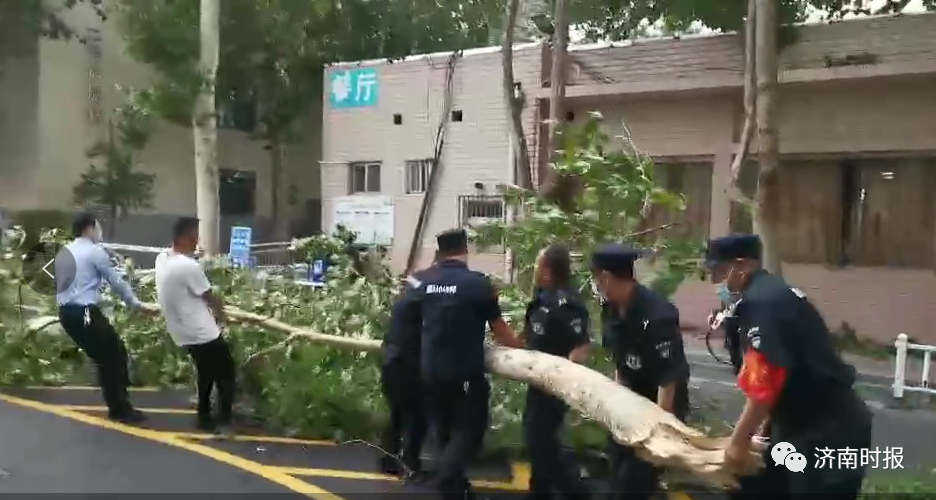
[329,195,394,246]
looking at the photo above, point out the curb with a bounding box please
[686,350,895,388]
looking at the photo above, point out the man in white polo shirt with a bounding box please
[155,217,235,434]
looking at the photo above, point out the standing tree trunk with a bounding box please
[193,0,221,255]
[753,0,782,275]
[546,0,568,161]
[727,0,757,222]
[269,138,290,239]
[502,0,533,190]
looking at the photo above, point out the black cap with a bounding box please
[437,228,468,254]
[591,244,649,279]
[703,234,762,269]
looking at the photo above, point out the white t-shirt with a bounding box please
[155,251,221,346]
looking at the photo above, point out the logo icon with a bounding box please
[21,242,76,297]
[771,441,807,473]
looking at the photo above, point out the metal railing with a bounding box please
[101,241,310,283]
[892,333,935,398]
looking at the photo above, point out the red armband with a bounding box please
[737,349,787,407]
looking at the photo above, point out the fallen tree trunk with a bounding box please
[220,305,763,488]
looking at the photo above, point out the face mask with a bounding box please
[715,264,739,304]
[716,283,734,304]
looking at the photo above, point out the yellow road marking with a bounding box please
[668,492,694,500]
[509,461,530,490]
[0,392,346,500]
[173,431,336,447]
[25,385,161,392]
[270,466,525,491]
[56,404,195,414]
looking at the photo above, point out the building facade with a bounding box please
[320,13,936,343]
[0,1,323,249]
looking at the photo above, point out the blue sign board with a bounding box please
[310,259,328,287]
[329,68,379,109]
[229,226,253,267]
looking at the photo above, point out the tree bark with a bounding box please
[209,305,764,488]
[754,0,782,275]
[546,0,568,162]
[193,0,221,256]
[269,139,290,240]
[728,0,757,207]
[502,0,534,190]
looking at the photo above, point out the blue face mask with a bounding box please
[717,283,733,304]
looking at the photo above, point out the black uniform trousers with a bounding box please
[730,392,872,500]
[58,305,134,416]
[607,379,690,500]
[424,375,490,500]
[185,335,236,425]
[523,388,590,500]
[380,362,428,470]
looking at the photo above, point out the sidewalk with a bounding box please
[683,334,928,389]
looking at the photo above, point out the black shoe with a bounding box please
[380,455,403,475]
[109,409,147,424]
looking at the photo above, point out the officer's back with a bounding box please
[415,259,496,381]
[382,283,421,370]
[739,270,858,428]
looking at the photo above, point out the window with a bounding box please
[642,161,712,242]
[459,195,505,227]
[405,159,433,194]
[217,94,257,132]
[728,158,936,269]
[219,169,256,216]
[349,162,381,194]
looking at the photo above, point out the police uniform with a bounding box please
[379,286,428,476]
[593,246,690,500]
[705,235,872,499]
[405,229,501,500]
[523,287,592,500]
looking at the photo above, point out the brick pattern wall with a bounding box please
[322,46,543,275]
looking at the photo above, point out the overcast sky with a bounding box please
[571,0,928,41]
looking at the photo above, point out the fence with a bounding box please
[101,242,312,283]
[892,333,936,399]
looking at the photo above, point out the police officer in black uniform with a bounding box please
[590,244,690,500]
[403,229,524,500]
[704,235,872,499]
[379,274,429,478]
[522,244,592,500]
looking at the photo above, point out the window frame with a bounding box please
[348,161,382,194]
[404,159,434,194]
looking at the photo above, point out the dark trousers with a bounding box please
[731,396,872,500]
[380,363,428,470]
[58,305,133,416]
[185,336,236,425]
[607,379,689,500]
[425,376,490,500]
[523,388,590,500]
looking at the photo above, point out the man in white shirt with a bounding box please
[155,217,235,434]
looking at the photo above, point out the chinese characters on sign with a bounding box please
[329,68,379,109]
[229,226,253,268]
[772,442,904,473]
[814,447,904,470]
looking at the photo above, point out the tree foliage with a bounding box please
[73,91,156,238]
[1,117,693,454]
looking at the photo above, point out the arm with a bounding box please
[92,247,141,309]
[731,303,789,447]
[553,302,592,364]
[185,261,225,323]
[647,316,688,414]
[480,278,523,348]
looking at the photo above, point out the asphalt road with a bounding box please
[2,353,933,497]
